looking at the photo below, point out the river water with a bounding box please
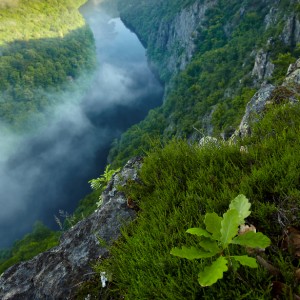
[0,2,163,247]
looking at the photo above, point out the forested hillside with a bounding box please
[109,0,300,167]
[0,0,87,44]
[0,0,96,129]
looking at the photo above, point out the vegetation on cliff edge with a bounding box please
[88,101,300,299]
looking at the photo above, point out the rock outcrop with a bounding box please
[150,0,216,79]
[251,49,274,82]
[284,58,300,89]
[234,58,300,138]
[281,14,300,47]
[235,83,276,137]
[264,6,279,29]
[0,157,142,300]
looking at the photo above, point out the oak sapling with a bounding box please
[170,195,271,287]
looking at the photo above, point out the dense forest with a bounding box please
[0,0,88,44]
[0,0,96,129]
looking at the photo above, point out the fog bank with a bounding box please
[0,2,163,248]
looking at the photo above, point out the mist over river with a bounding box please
[0,1,163,248]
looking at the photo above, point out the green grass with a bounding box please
[91,102,300,299]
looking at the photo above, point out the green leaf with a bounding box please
[199,237,220,255]
[198,256,228,287]
[229,194,251,224]
[220,209,240,247]
[170,246,215,260]
[186,228,211,238]
[231,256,258,268]
[204,212,222,240]
[232,231,271,249]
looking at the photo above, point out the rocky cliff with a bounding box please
[235,58,300,138]
[119,0,300,85]
[118,0,217,82]
[149,0,216,81]
[0,158,142,299]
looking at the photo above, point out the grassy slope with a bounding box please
[92,101,300,299]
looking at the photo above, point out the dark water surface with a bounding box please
[0,1,163,247]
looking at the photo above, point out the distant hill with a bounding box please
[0,0,96,129]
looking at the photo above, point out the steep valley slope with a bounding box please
[1,0,300,299]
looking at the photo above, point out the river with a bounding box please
[0,1,163,248]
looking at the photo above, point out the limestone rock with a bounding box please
[281,15,300,47]
[199,136,220,148]
[0,157,142,300]
[264,6,279,29]
[202,106,216,137]
[284,58,300,89]
[234,84,276,138]
[234,58,300,139]
[149,0,217,79]
[251,49,274,82]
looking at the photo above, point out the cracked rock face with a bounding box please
[236,83,276,137]
[281,15,300,47]
[149,0,216,79]
[251,49,274,82]
[284,58,300,88]
[0,157,142,300]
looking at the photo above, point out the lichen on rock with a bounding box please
[251,49,274,83]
